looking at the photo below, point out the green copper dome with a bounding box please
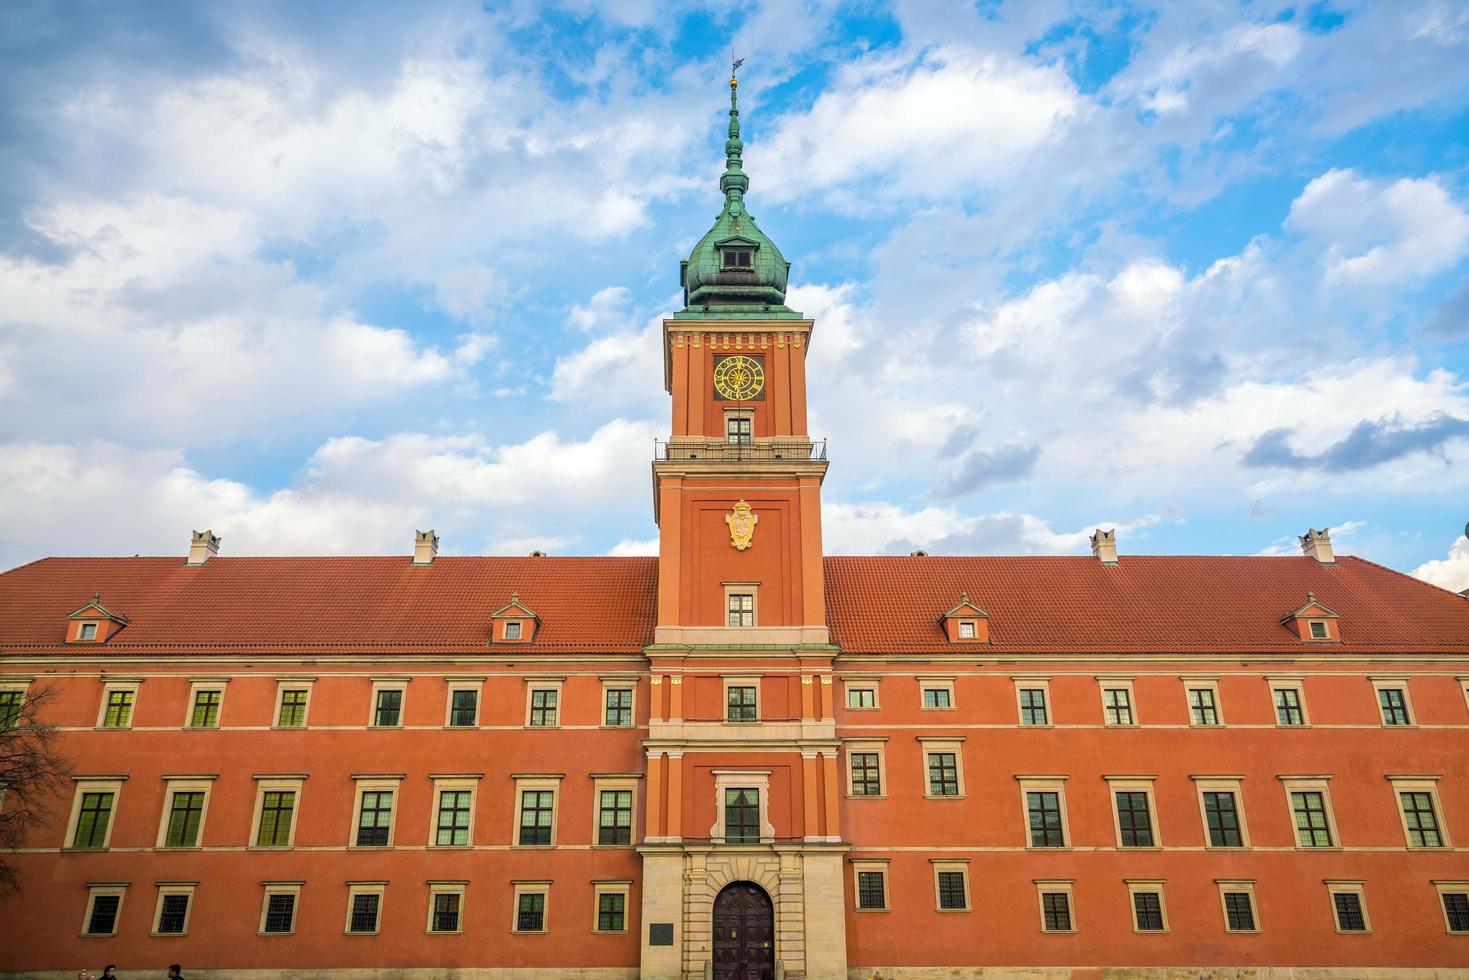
[675,75,801,320]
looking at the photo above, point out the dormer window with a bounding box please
[958,621,976,640]
[66,594,128,644]
[1308,620,1328,640]
[941,593,989,644]
[505,621,522,640]
[1282,592,1339,642]
[490,593,538,644]
[79,622,98,641]
[720,247,754,270]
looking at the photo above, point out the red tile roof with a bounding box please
[1,553,1464,657]
[0,556,658,654]
[824,554,1469,654]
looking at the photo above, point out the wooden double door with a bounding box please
[711,882,775,980]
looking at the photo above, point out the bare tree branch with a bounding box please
[0,684,72,895]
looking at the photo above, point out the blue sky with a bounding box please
[2,0,1469,590]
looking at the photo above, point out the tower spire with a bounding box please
[721,59,748,216]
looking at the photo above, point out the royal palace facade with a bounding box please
[2,77,1469,980]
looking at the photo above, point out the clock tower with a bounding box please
[639,72,847,980]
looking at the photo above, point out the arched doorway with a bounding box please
[711,881,775,980]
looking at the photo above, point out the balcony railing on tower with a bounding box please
[654,438,827,462]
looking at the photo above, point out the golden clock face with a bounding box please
[713,355,765,401]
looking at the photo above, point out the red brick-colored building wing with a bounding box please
[0,556,658,653]
[824,554,1469,654]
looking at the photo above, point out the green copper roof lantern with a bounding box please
[675,69,800,320]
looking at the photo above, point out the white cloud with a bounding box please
[1255,519,1368,557]
[1287,169,1469,288]
[607,537,659,556]
[431,263,508,325]
[568,286,635,333]
[822,501,1160,556]
[1413,535,1469,593]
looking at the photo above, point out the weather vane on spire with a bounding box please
[731,54,744,86]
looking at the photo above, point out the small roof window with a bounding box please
[720,246,754,270]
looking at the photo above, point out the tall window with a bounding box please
[72,792,114,848]
[598,789,633,845]
[504,621,523,640]
[1443,892,1469,932]
[1188,687,1219,726]
[435,790,472,846]
[1027,791,1065,847]
[189,689,222,728]
[1019,688,1048,726]
[1040,891,1071,931]
[1133,890,1165,931]
[726,685,757,722]
[1223,891,1256,931]
[277,689,308,727]
[1203,791,1244,847]
[356,790,394,846]
[1115,791,1154,847]
[727,593,754,627]
[101,689,134,728]
[256,790,296,847]
[597,892,626,931]
[431,892,461,933]
[1103,688,1133,725]
[529,689,559,727]
[155,892,190,934]
[1378,688,1411,726]
[348,892,381,933]
[516,892,546,931]
[448,689,478,727]
[163,791,205,847]
[79,622,98,640]
[725,788,760,842]
[84,892,122,935]
[1291,791,1334,847]
[373,689,403,727]
[936,870,968,910]
[726,416,752,445]
[604,688,633,726]
[1333,891,1367,932]
[922,687,952,709]
[0,689,23,728]
[927,752,959,797]
[1400,792,1444,847]
[519,790,555,845]
[850,753,881,796]
[856,870,886,910]
[262,892,296,934]
[1274,687,1305,726]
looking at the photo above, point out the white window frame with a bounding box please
[1370,676,1415,727]
[344,881,387,935]
[513,774,564,847]
[1388,775,1451,849]
[1185,677,1224,727]
[150,881,198,937]
[349,775,404,848]
[1192,775,1251,848]
[1217,879,1260,933]
[1106,775,1162,849]
[1034,879,1076,933]
[1097,676,1137,726]
[1267,676,1309,727]
[511,880,551,933]
[593,879,633,934]
[843,679,880,710]
[1458,675,1469,716]
[851,859,890,912]
[368,677,410,728]
[710,770,775,843]
[524,677,565,728]
[249,775,306,849]
[917,675,956,710]
[155,776,217,849]
[1279,775,1341,849]
[843,738,887,798]
[184,677,229,729]
[722,582,759,628]
[65,776,126,851]
[444,678,484,728]
[1126,879,1170,933]
[920,737,966,799]
[1434,880,1469,934]
[258,881,302,936]
[504,620,523,640]
[426,880,468,935]
[273,678,315,729]
[722,675,762,723]
[429,774,482,848]
[1325,880,1371,934]
[1013,676,1052,727]
[80,882,128,937]
[600,676,638,728]
[931,859,971,912]
[79,621,99,641]
[1017,776,1071,848]
[96,679,141,729]
[591,774,641,847]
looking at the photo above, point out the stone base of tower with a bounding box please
[639,842,849,980]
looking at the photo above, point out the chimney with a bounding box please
[412,530,440,566]
[186,530,220,566]
[1299,528,1336,564]
[1090,528,1118,565]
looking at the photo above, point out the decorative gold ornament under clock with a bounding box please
[726,499,758,551]
[713,354,765,400]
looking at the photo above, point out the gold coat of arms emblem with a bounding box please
[725,499,758,551]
